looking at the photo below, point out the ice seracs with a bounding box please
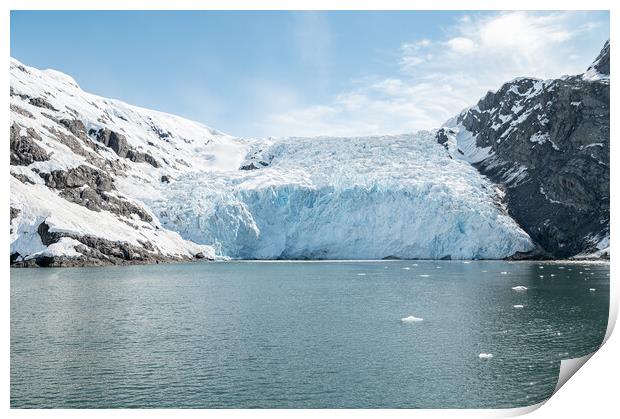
[155,133,534,260]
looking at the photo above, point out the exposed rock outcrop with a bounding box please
[28,96,57,111]
[39,165,114,191]
[439,41,610,258]
[10,123,49,166]
[38,165,153,222]
[90,127,160,167]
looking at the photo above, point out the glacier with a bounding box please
[10,57,534,263]
[147,134,534,259]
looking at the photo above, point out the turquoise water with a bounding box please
[11,260,609,408]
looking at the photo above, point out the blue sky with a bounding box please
[11,10,609,138]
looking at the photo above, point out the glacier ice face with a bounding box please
[10,57,534,262]
[149,133,534,259]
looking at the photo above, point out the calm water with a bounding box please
[11,261,609,408]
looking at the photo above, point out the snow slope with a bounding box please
[10,58,534,264]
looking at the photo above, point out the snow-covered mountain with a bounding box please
[437,41,610,259]
[10,58,536,265]
[10,41,609,266]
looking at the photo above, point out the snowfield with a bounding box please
[10,58,534,263]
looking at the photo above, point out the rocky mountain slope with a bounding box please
[10,58,536,266]
[9,41,609,266]
[436,41,610,259]
[9,59,250,266]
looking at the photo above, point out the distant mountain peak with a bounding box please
[583,40,610,81]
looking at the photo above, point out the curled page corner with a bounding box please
[493,352,599,418]
[493,401,546,417]
[553,353,595,394]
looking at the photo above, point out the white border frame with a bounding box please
[3,1,616,418]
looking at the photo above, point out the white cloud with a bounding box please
[446,37,476,54]
[400,39,433,69]
[252,11,608,138]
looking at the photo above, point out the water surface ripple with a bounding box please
[11,261,609,408]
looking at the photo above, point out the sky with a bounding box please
[11,10,609,138]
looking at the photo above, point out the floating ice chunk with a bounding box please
[419,274,431,277]
[500,271,508,275]
[357,273,367,276]
[550,274,555,277]
[412,264,418,267]
[479,353,493,359]
[401,316,424,323]
[512,286,528,291]
[463,261,471,264]
[589,288,596,292]
[558,267,565,270]
[402,267,410,270]
[539,275,544,278]
[513,304,524,309]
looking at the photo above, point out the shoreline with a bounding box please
[9,255,610,269]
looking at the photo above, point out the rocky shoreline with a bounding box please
[10,250,608,269]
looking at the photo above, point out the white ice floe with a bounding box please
[513,305,524,309]
[479,353,494,359]
[401,316,424,323]
[357,273,367,276]
[589,288,596,292]
[512,286,528,291]
[500,271,509,275]
[419,274,431,278]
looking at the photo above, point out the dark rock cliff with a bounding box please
[438,41,610,258]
